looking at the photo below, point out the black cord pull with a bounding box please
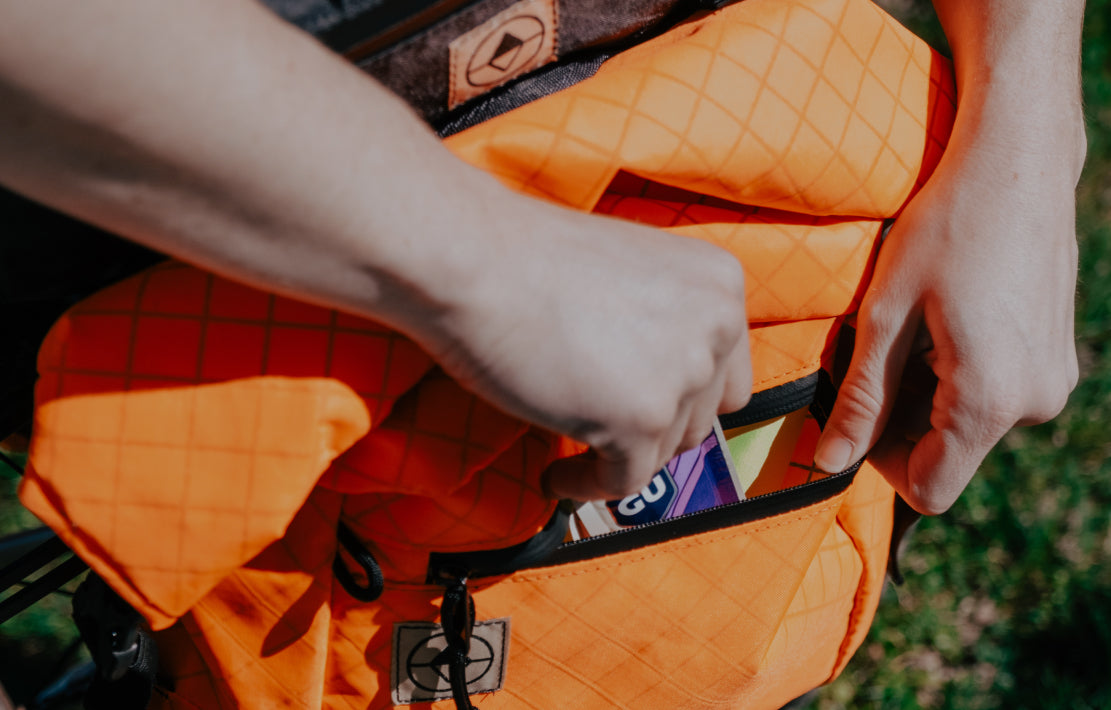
[433,569,477,710]
[333,522,384,603]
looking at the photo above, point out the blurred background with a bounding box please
[819,1,1111,707]
[2,1,1110,708]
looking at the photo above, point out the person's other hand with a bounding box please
[422,196,752,502]
[814,132,1082,514]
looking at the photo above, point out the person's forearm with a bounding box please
[931,0,1087,177]
[0,0,757,501]
[0,0,498,335]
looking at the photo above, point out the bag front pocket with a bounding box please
[380,369,882,710]
[467,473,871,710]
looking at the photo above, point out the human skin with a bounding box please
[814,0,1086,514]
[0,0,1083,510]
[0,0,750,503]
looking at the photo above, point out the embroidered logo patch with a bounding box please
[391,618,511,704]
[448,0,558,108]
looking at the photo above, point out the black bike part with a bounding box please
[72,575,158,710]
[0,555,88,626]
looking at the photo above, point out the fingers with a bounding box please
[875,416,997,516]
[814,300,920,475]
[718,332,754,415]
[546,318,753,502]
[872,348,1075,515]
[677,334,750,453]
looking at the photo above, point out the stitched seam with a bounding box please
[753,359,821,389]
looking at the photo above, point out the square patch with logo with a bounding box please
[391,618,511,704]
[448,0,558,108]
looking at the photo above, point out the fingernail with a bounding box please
[815,436,854,473]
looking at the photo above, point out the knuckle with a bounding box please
[905,487,955,516]
[962,368,1026,428]
[680,415,716,452]
[704,296,747,347]
[1062,348,1080,393]
[678,429,706,453]
[685,347,718,389]
[969,395,1022,434]
[1021,390,1070,425]
[857,296,901,339]
[720,384,751,415]
[710,254,746,294]
[834,380,886,425]
[627,404,675,439]
[984,377,1072,429]
[1067,359,1080,392]
[596,458,660,500]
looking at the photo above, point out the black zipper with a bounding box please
[425,506,571,583]
[719,371,820,429]
[322,0,479,58]
[424,462,858,583]
[531,461,859,567]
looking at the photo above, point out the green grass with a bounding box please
[1,454,88,708]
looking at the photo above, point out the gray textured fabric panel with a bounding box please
[258,0,347,36]
[259,0,724,125]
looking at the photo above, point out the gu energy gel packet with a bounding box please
[566,408,811,541]
[568,421,742,537]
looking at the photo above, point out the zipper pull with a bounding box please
[432,566,477,710]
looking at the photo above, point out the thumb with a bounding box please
[541,447,661,502]
[815,311,919,473]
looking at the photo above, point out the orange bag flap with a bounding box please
[20,376,369,629]
[445,0,952,220]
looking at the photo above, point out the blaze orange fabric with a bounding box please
[19,0,956,707]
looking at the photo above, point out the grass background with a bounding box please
[2,1,1110,707]
[818,1,1111,708]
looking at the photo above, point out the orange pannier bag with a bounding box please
[19,0,955,707]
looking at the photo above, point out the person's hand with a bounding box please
[814,127,1083,514]
[416,195,752,502]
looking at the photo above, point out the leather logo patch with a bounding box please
[391,618,511,704]
[448,0,558,109]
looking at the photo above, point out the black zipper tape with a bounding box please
[529,462,859,567]
[719,371,820,430]
[426,506,571,583]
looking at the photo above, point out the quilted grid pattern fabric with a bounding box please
[447,0,954,217]
[19,0,956,707]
